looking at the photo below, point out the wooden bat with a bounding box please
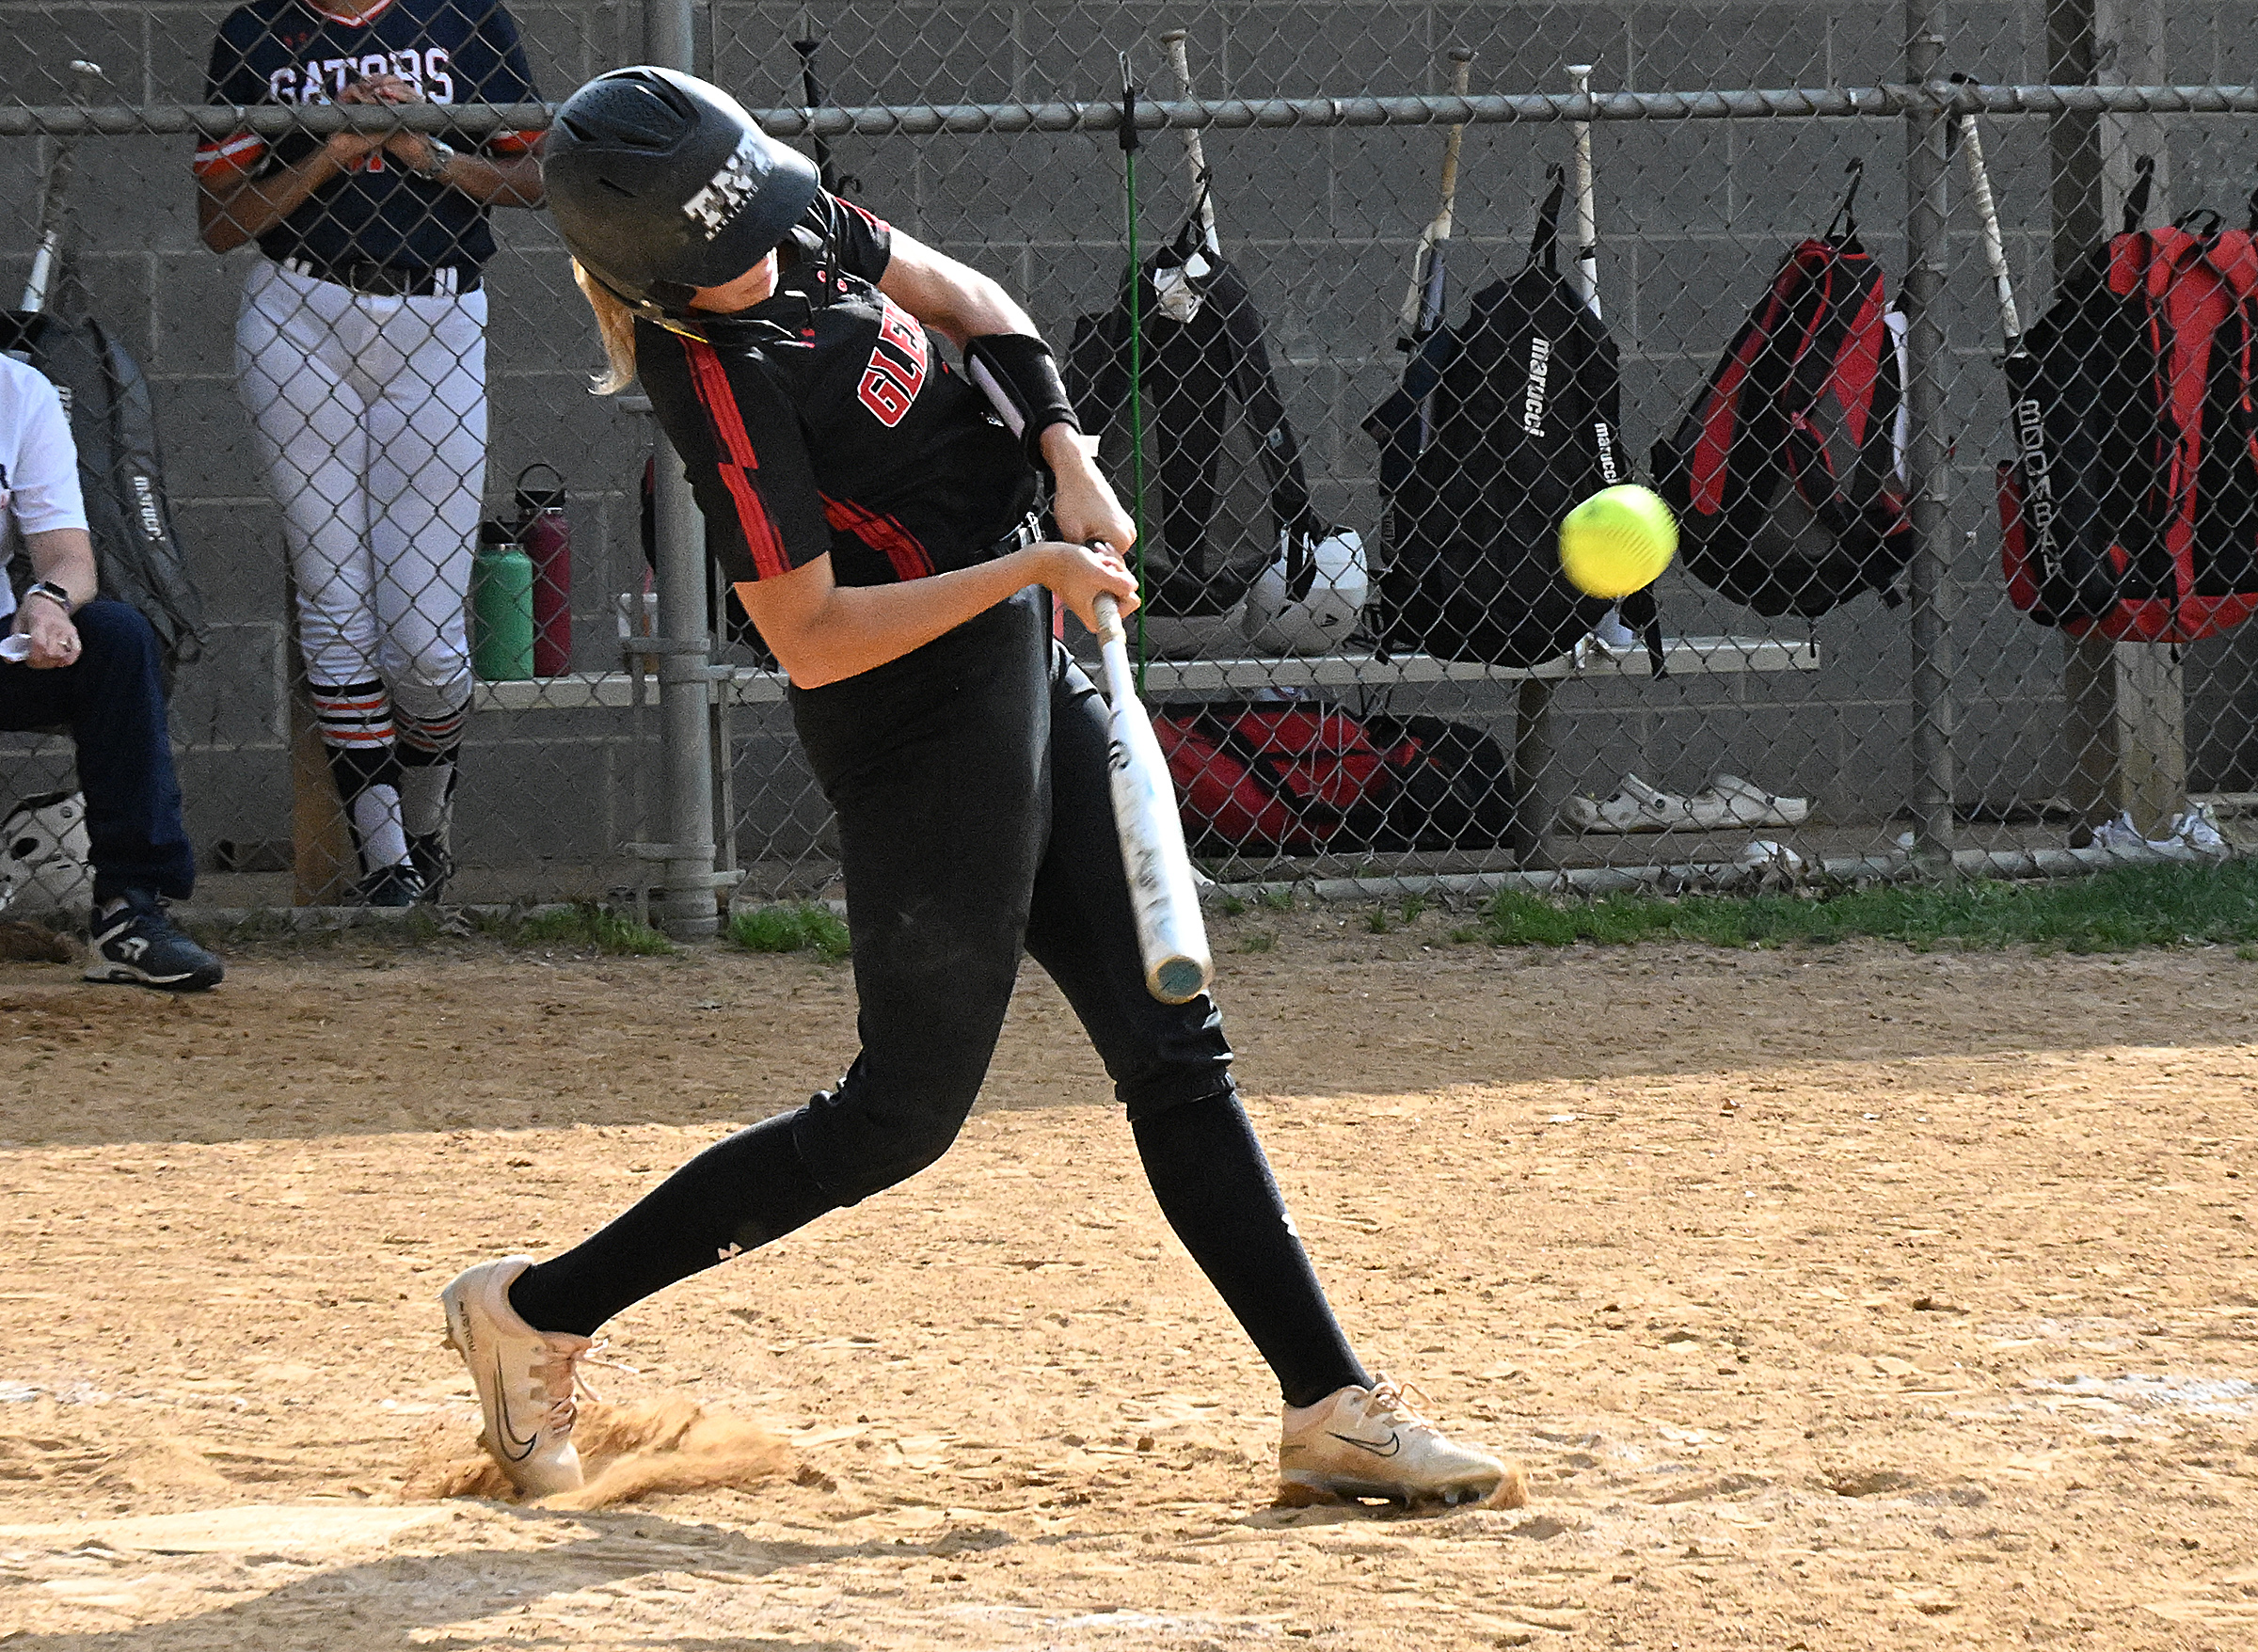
[1400,45,1475,344]
[1091,589,1212,1004]
[1158,28,1219,256]
[1567,64,1599,317]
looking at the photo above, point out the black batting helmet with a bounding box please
[543,67,821,315]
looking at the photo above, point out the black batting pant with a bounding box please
[511,591,1366,1406]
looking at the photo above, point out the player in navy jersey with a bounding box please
[437,67,1517,1515]
[197,0,544,903]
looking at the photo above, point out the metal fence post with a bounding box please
[1903,0,1958,871]
[646,0,720,938]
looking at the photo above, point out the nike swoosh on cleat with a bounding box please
[489,1375,540,1461]
[1327,1430,1403,1457]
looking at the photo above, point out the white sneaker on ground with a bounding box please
[440,1256,595,1497]
[1277,1374,1517,1507]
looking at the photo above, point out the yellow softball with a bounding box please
[1559,484,1678,599]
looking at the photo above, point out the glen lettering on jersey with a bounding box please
[858,295,930,428]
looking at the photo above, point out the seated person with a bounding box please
[0,354,222,991]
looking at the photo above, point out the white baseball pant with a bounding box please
[235,257,486,723]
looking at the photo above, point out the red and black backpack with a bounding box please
[1652,161,1914,618]
[1997,165,2258,642]
[1150,702,1516,856]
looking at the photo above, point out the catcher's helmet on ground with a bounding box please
[543,67,821,317]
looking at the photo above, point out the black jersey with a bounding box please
[637,194,1038,591]
[197,0,540,273]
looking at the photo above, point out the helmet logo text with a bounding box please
[684,132,762,239]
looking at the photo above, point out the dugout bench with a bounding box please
[469,629,1821,874]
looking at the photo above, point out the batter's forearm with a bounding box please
[766,550,1054,688]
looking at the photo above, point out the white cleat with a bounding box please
[1278,1374,1519,1507]
[440,1256,595,1498]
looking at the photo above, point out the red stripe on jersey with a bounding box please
[307,0,395,24]
[822,496,935,581]
[192,133,266,179]
[683,338,791,580]
[839,198,893,238]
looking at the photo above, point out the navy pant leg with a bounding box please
[0,600,196,902]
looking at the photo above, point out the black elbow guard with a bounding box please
[963,333,1080,468]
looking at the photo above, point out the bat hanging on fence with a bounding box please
[1399,45,1475,351]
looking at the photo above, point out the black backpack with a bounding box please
[1997,163,2258,642]
[3,302,204,676]
[1068,211,1326,620]
[1651,163,1913,619]
[1363,166,1649,670]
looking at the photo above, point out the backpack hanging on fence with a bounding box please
[1996,164,2258,642]
[0,297,203,678]
[1652,160,1913,619]
[1067,207,1335,655]
[1363,166,1654,671]
[1151,700,1516,856]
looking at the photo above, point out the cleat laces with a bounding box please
[527,1337,637,1435]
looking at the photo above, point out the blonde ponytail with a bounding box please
[572,259,640,395]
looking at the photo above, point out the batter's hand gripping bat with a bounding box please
[1091,584,1212,1005]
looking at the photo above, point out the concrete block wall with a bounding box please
[2,2,2254,889]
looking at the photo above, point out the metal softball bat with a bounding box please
[1090,589,1213,1005]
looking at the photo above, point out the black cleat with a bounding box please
[406,833,455,900]
[85,891,224,992]
[351,863,427,908]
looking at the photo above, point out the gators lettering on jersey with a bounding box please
[197,0,540,272]
[636,193,1039,591]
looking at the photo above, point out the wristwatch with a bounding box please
[409,138,456,182]
[24,580,72,615]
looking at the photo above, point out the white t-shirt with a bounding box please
[0,354,89,627]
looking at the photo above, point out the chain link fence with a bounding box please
[1,2,2253,928]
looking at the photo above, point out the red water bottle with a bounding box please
[515,462,572,676]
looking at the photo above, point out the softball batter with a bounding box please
[197,0,545,902]
[441,66,1510,1510]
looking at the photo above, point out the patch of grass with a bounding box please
[728,902,851,961]
[1399,895,1430,925]
[1469,859,2258,954]
[1258,888,1295,913]
[1218,894,1248,917]
[513,902,676,956]
[1237,931,1277,953]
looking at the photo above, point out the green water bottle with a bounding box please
[470,521,535,682]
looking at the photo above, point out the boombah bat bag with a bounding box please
[1997,168,2258,642]
[1651,161,1913,619]
[1,297,204,682]
[1364,166,1654,671]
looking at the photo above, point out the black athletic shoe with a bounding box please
[351,863,427,908]
[85,891,224,992]
[406,833,455,900]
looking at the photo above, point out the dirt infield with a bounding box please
[1,911,2253,1649]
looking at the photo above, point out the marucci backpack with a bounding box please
[1364,166,1649,670]
[1997,167,2258,642]
[1652,162,1913,619]
[1,302,203,677]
